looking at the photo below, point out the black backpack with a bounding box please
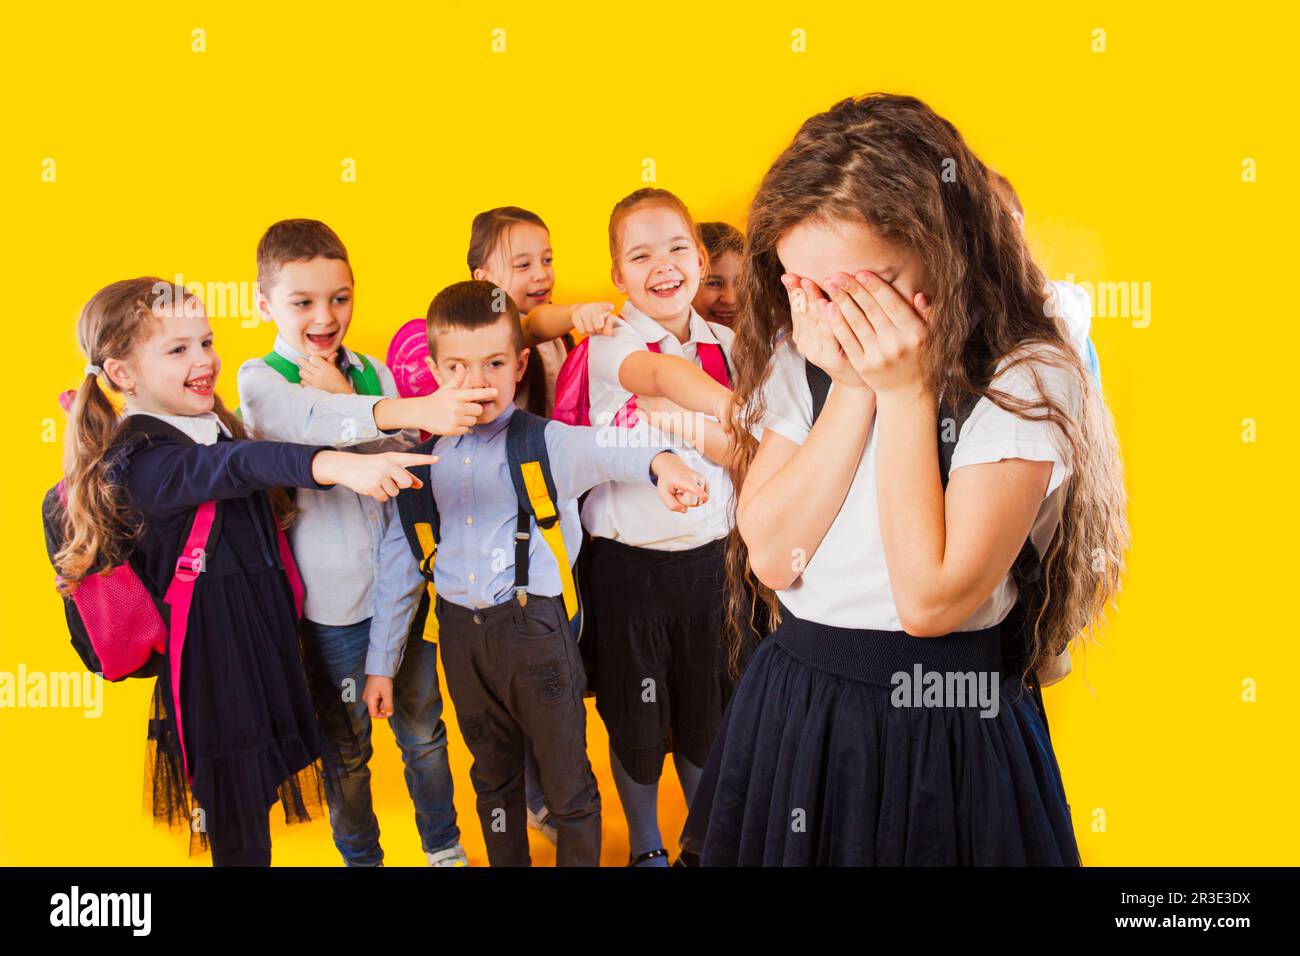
[391,409,584,645]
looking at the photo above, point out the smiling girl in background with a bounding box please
[582,189,754,867]
[467,207,616,417]
[692,222,744,327]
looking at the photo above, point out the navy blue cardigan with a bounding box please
[107,415,331,598]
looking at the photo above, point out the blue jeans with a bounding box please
[303,618,459,866]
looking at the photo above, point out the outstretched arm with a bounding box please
[541,420,665,499]
[240,361,495,444]
[637,394,733,467]
[521,301,615,347]
[125,439,435,518]
[618,351,732,423]
[124,438,330,518]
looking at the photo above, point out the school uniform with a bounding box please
[238,338,460,867]
[581,303,753,787]
[681,336,1083,866]
[368,403,671,866]
[110,411,334,865]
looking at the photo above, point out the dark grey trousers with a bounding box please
[435,592,601,866]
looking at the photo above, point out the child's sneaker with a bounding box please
[426,844,469,867]
[527,806,558,845]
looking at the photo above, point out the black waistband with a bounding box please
[586,535,727,616]
[587,534,726,565]
[772,601,1004,687]
[435,592,564,622]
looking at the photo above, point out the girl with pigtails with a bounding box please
[54,277,435,866]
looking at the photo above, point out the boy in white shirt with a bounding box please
[238,219,495,867]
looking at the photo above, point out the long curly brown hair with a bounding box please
[55,277,293,590]
[724,93,1129,677]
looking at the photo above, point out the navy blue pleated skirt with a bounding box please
[681,603,1081,866]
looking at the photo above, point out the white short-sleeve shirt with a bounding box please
[580,302,736,551]
[1046,279,1093,364]
[758,335,1081,631]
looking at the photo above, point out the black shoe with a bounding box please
[628,848,668,867]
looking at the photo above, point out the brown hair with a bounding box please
[425,280,527,370]
[725,93,1129,678]
[256,219,351,293]
[426,279,523,346]
[989,169,1025,216]
[465,207,549,414]
[55,277,293,590]
[698,221,744,265]
[607,188,707,274]
[467,206,549,276]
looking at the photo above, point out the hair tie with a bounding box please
[84,364,102,377]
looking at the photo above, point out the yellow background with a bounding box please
[1,1,1295,866]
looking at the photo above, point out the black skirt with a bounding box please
[681,602,1081,866]
[585,535,753,785]
[145,497,330,859]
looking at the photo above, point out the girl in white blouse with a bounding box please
[582,189,748,867]
[682,93,1129,866]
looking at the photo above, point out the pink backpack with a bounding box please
[45,482,304,781]
[552,337,731,426]
[386,318,439,399]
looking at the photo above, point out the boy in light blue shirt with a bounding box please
[364,280,709,866]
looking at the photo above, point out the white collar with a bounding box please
[124,409,231,446]
[272,333,364,372]
[618,301,720,348]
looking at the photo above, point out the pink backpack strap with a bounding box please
[163,500,217,783]
[613,341,661,427]
[697,341,731,388]
[275,523,305,619]
[551,336,593,426]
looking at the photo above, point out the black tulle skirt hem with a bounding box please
[681,604,1082,867]
[145,679,328,858]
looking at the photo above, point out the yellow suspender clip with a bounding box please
[518,460,578,620]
